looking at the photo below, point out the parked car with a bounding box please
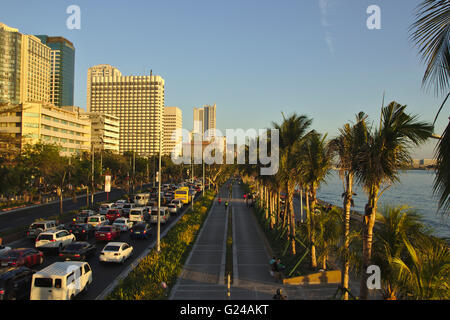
[67,223,96,241]
[99,203,115,215]
[106,209,122,222]
[150,207,170,224]
[112,218,133,232]
[0,248,44,268]
[95,226,120,242]
[167,203,178,215]
[30,261,92,300]
[26,220,58,241]
[121,203,135,217]
[58,242,96,261]
[129,223,151,240]
[0,245,11,255]
[87,215,107,230]
[35,230,76,253]
[99,242,133,264]
[0,267,35,300]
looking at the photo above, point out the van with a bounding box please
[99,203,115,215]
[27,220,58,241]
[87,215,107,230]
[129,207,148,223]
[150,207,170,224]
[133,193,150,207]
[121,203,135,217]
[0,267,35,300]
[30,261,92,300]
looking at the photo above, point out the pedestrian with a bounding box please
[272,258,285,282]
[269,257,276,276]
[273,288,287,300]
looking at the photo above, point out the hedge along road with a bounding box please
[0,184,152,237]
[7,193,200,300]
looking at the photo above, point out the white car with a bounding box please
[112,218,133,232]
[99,242,133,264]
[99,203,115,215]
[87,215,107,229]
[35,230,75,253]
[150,207,170,224]
[0,245,11,255]
[115,199,127,209]
[122,203,135,216]
[167,203,178,214]
[171,199,183,209]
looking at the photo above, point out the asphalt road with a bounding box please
[6,197,196,300]
[0,184,152,234]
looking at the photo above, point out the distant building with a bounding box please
[193,103,216,139]
[411,158,437,168]
[0,23,22,105]
[0,102,91,157]
[88,113,120,153]
[35,35,75,107]
[163,106,182,156]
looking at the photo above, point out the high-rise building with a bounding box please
[87,65,165,156]
[35,35,75,107]
[163,106,182,156]
[0,23,22,105]
[192,103,216,139]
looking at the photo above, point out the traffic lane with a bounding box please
[0,184,153,234]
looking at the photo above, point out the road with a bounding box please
[6,197,196,300]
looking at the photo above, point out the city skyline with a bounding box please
[0,0,446,159]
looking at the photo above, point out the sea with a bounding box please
[317,170,450,239]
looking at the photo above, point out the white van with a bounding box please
[87,215,107,230]
[133,193,150,207]
[30,261,92,300]
[150,207,170,224]
[129,207,148,223]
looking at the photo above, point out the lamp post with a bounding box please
[155,70,162,253]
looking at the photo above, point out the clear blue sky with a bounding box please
[1,0,446,158]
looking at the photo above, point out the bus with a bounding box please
[174,187,191,204]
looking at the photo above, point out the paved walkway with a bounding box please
[170,182,356,300]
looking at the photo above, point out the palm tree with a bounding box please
[296,131,333,268]
[393,235,450,299]
[272,113,313,255]
[410,0,450,213]
[330,112,369,299]
[372,205,430,300]
[356,102,434,299]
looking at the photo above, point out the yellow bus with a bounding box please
[174,187,191,204]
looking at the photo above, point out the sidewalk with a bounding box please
[171,182,354,300]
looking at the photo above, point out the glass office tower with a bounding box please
[35,35,75,107]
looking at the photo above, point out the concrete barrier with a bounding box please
[283,270,341,285]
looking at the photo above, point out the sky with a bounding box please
[1,0,447,158]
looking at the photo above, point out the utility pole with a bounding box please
[154,69,162,253]
[202,157,205,197]
[91,146,95,206]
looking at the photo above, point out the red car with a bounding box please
[106,209,122,222]
[95,226,120,241]
[0,248,44,268]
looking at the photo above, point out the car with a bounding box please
[99,203,115,215]
[30,261,92,300]
[95,226,120,242]
[0,267,35,300]
[58,242,96,261]
[0,248,44,268]
[129,207,149,223]
[26,220,58,241]
[106,209,122,222]
[129,223,151,240]
[0,245,11,255]
[99,242,133,264]
[150,207,170,224]
[112,218,133,232]
[87,215,107,230]
[115,199,127,207]
[67,223,96,241]
[35,230,76,253]
[121,203,135,217]
[167,203,178,215]
[171,199,183,209]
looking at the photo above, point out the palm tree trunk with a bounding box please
[310,185,318,269]
[360,187,379,300]
[288,182,296,255]
[342,173,353,300]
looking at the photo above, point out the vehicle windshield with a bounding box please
[123,205,131,208]
[98,227,112,232]
[64,243,86,251]
[34,278,53,288]
[1,250,23,258]
[88,217,99,222]
[103,246,120,252]
[168,204,175,208]
[114,219,125,224]
[134,224,147,230]
[130,211,141,215]
[37,234,53,241]
[30,224,46,229]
